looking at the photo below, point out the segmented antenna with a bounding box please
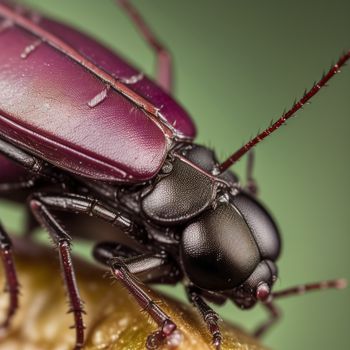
[218,50,350,173]
[272,278,347,299]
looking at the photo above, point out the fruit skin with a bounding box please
[0,238,267,350]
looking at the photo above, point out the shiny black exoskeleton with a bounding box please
[140,144,280,303]
[0,1,346,349]
[91,143,282,348]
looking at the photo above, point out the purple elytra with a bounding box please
[0,6,196,183]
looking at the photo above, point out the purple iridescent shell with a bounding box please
[0,6,196,183]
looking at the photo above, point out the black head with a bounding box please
[141,144,281,307]
[180,192,281,307]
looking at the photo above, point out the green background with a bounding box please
[1,0,349,349]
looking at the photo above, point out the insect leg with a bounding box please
[0,138,70,186]
[30,192,144,243]
[0,221,20,329]
[29,196,85,350]
[245,150,259,196]
[254,278,347,337]
[253,301,280,338]
[0,147,57,237]
[187,286,222,350]
[94,241,140,260]
[94,241,182,285]
[0,138,46,175]
[107,255,180,350]
[95,244,181,349]
[117,0,173,92]
[0,178,36,192]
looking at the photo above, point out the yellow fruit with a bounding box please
[0,240,267,350]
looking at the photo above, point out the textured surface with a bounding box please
[181,202,260,291]
[0,4,195,182]
[0,240,267,350]
[0,23,165,182]
[142,158,216,224]
[231,194,281,261]
[1,1,349,349]
[40,17,196,139]
[185,145,238,185]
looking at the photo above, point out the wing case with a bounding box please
[0,4,196,182]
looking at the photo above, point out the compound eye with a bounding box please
[242,260,277,297]
[256,282,270,302]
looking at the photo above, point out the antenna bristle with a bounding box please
[218,49,350,173]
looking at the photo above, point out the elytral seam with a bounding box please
[0,4,172,132]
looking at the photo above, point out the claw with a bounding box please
[213,333,222,350]
[146,330,165,350]
[146,320,180,349]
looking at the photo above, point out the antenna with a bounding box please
[218,50,350,173]
[272,278,347,299]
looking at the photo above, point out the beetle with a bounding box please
[0,0,348,349]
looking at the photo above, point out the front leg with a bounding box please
[27,191,154,349]
[94,243,181,349]
[187,286,222,350]
[110,259,178,349]
[253,301,280,338]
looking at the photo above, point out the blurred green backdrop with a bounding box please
[1,0,349,349]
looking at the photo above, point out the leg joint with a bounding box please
[109,257,129,276]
